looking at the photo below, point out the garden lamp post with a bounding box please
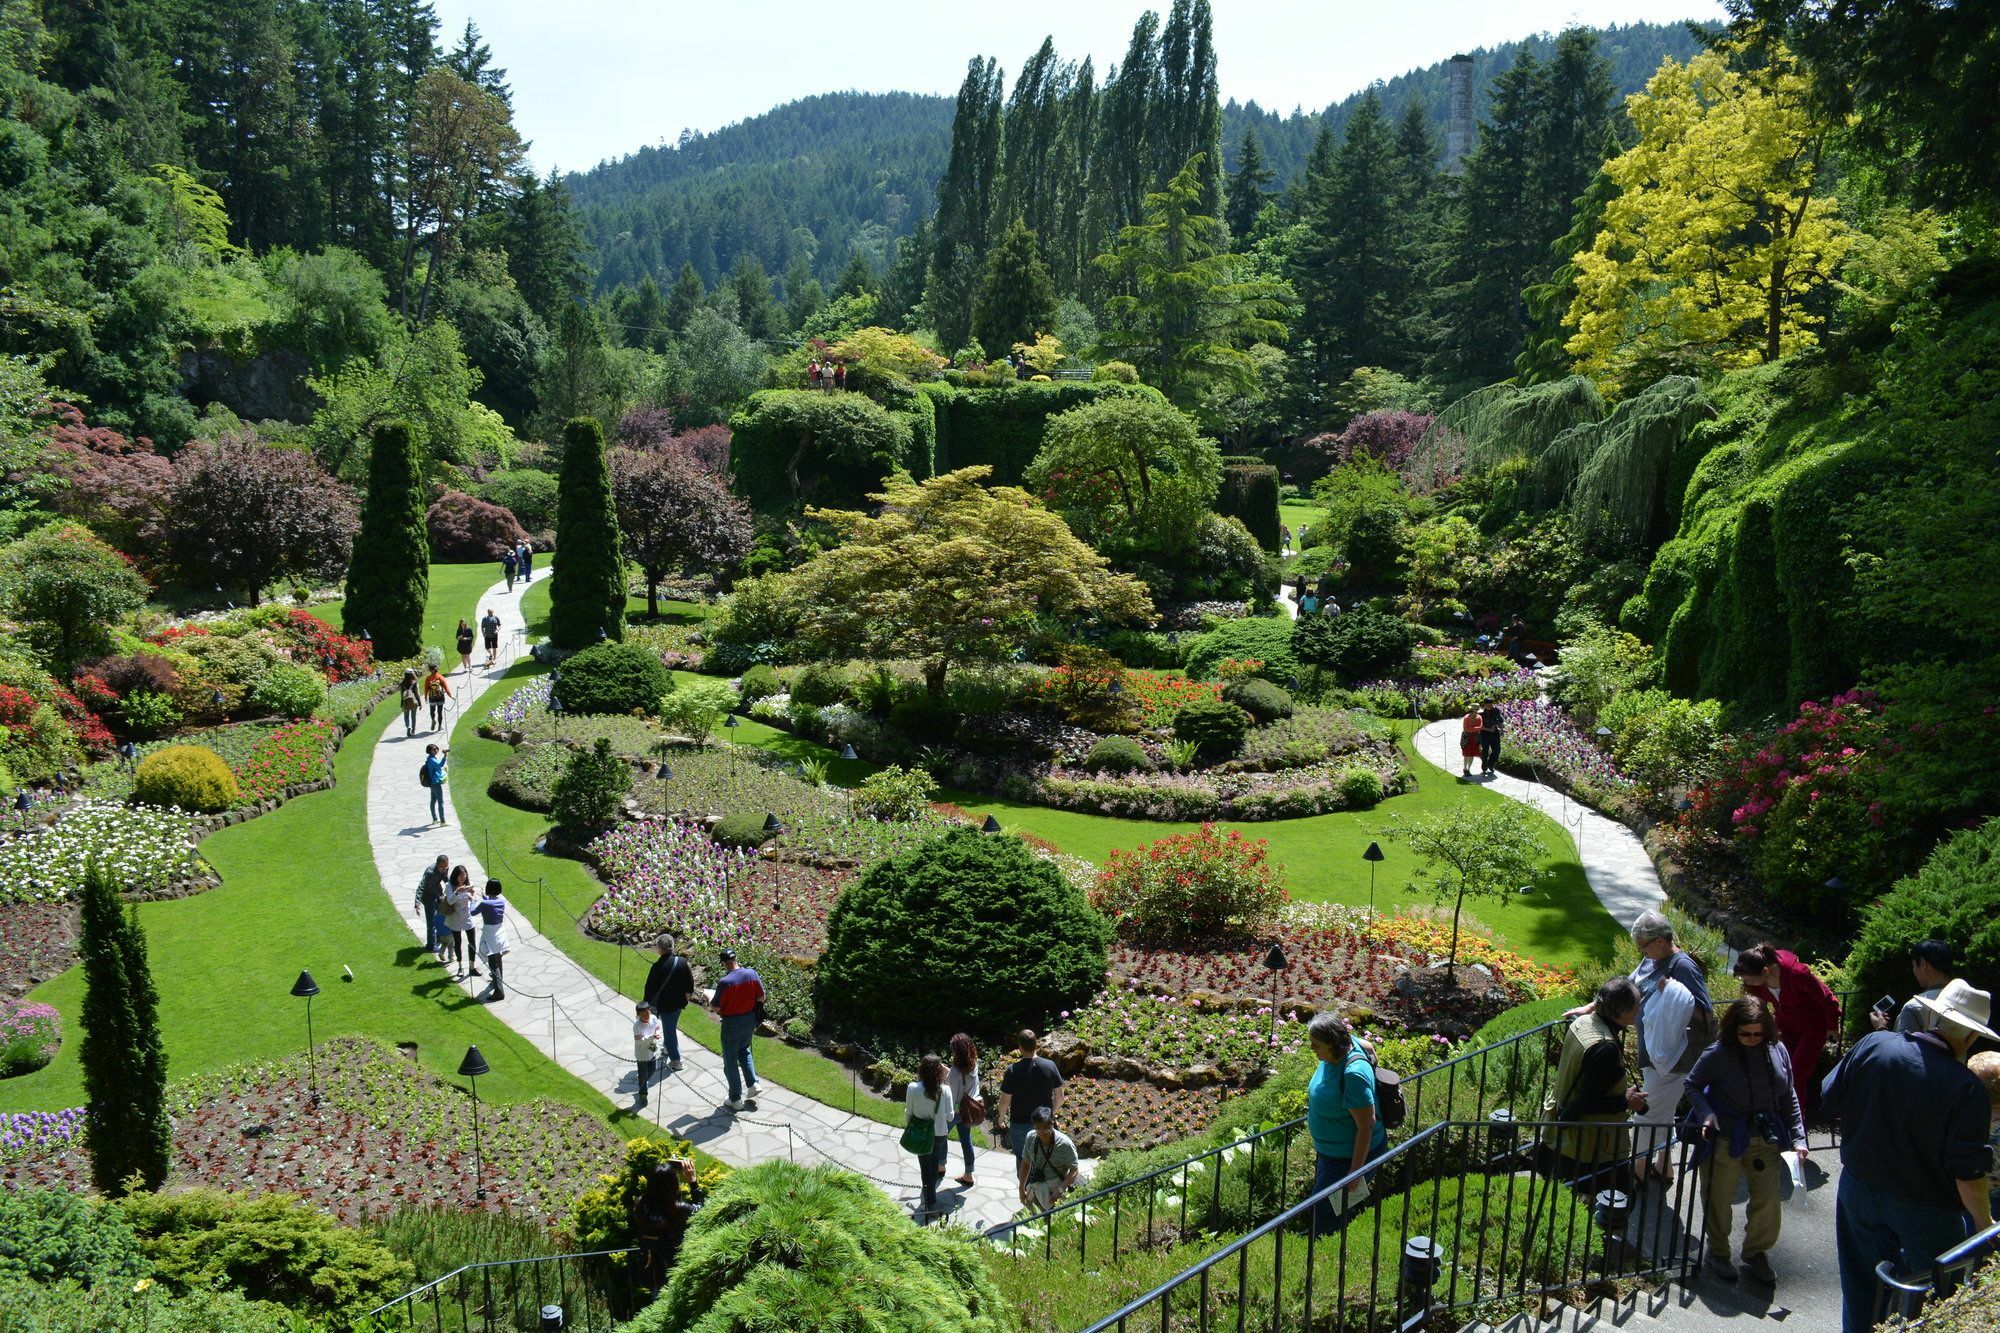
[839,743,858,762]
[982,815,1001,833]
[1825,874,1848,896]
[1263,943,1288,1050]
[290,971,320,1107]
[1362,842,1385,925]
[724,714,740,770]
[1594,725,1612,744]
[762,814,783,907]
[460,1045,490,1200]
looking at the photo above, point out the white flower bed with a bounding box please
[0,801,207,903]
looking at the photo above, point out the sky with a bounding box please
[429,0,1729,177]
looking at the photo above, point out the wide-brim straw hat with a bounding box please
[1914,978,2000,1042]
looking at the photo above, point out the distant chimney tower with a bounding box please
[1443,54,1475,174]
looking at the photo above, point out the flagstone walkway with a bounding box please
[362,574,1025,1230]
[1412,718,1664,931]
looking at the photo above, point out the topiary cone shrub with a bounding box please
[133,745,240,812]
[554,642,673,717]
[342,419,428,660]
[550,417,626,649]
[816,827,1109,1035]
[630,1160,1009,1332]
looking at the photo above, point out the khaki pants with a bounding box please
[1704,1134,1783,1260]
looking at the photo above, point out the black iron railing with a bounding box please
[1078,1117,1705,1333]
[1875,1219,2000,1326]
[355,1248,643,1332]
[983,1017,1567,1258]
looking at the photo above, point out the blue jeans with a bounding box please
[427,906,448,952]
[719,1012,757,1102]
[660,1006,683,1062]
[421,903,439,952]
[1009,1122,1032,1159]
[1309,1147,1378,1237]
[935,1114,976,1176]
[1835,1171,1971,1333]
[428,784,446,823]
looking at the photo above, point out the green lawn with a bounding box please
[3,564,629,1126]
[1280,499,1321,545]
[307,562,504,659]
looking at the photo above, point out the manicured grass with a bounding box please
[1280,500,1321,543]
[515,577,686,642]
[305,562,503,658]
[3,564,643,1133]
[448,661,914,1132]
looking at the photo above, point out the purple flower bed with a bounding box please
[0,1107,82,1161]
[1350,669,1542,719]
[490,676,552,727]
[584,818,755,950]
[0,999,61,1076]
[1498,698,1632,792]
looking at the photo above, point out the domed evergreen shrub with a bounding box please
[1223,676,1294,724]
[134,745,239,812]
[1171,699,1251,762]
[631,1161,1008,1332]
[555,642,673,717]
[1845,820,2000,1031]
[789,661,849,707]
[737,664,782,703]
[817,827,1109,1034]
[1292,605,1418,680]
[1339,767,1385,806]
[1084,735,1151,773]
[712,811,783,849]
[0,1188,146,1288]
[249,663,326,719]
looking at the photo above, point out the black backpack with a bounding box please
[1373,1064,1407,1130]
[418,762,433,788]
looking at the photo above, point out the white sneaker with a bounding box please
[668,1060,684,1071]
[747,1081,762,1097]
[727,1097,744,1111]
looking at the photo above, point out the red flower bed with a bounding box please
[235,718,341,803]
[270,609,373,681]
[51,687,113,752]
[725,859,857,960]
[1108,920,1393,1010]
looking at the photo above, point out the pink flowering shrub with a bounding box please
[0,1000,61,1076]
[1091,825,1287,943]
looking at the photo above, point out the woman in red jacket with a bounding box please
[1731,942,1843,1113]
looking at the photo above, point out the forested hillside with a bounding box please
[569,21,1704,294]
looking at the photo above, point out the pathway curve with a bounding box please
[363,574,1024,1230]
[1412,718,1663,931]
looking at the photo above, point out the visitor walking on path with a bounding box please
[415,853,449,955]
[641,934,693,1071]
[501,547,516,591]
[422,666,452,732]
[1459,710,1484,777]
[480,607,502,668]
[710,947,764,1110]
[1733,943,1843,1115]
[1305,1012,1387,1236]
[905,1053,955,1220]
[833,362,847,390]
[1479,701,1505,773]
[473,879,509,1002]
[1821,979,1996,1333]
[516,540,532,582]
[454,619,475,675]
[941,1033,981,1187]
[421,743,448,826]
[633,1001,664,1109]
[997,1029,1065,1159]
[398,668,421,738]
[1017,1107,1080,1214]
[443,866,479,980]
[1869,939,1957,1034]
[1629,910,1711,1185]
[1685,996,1806,1285]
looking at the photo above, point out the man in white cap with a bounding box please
[1820,977,1997,1333]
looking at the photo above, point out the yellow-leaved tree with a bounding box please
[1565,42,1850,394]
[796,467,1154,697]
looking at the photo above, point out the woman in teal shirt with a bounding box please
[1306,1012,1388,1234]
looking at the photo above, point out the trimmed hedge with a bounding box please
[728,389,916,510]
[931,380,1164,486]
[1083,735,1152,773]
[555,642,672,717]
[1185,617,1300,683]
[1223,676,1294,724]
[1218,462,1282,552]
[1844,820,2000,1033]
[1172,698,1252,761]
[712,811,783,848]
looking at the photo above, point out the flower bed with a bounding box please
[1222,706,1389,773]
[0,999,60,1075]
[0,901,80,997]
[1023,1069,1226,1157]
[1017,753,1406,822]
[234,717,341,803]
[1365,913,1575,999]
[2,1038,624,1227]
[1345,668,1542,719]
[584,819,753,951]
[0,1107,82,1164]
[1060,980,1310,1072]
[1494,698,1632,800]
[0,801,208,903]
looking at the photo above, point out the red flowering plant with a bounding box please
[1031,662,1132,730]
[1091,824,1288,944]
[0,684,38,736]
[268,608,372,681]
[235,719,341,803]
[148,624,210,646]
[70,673,119,715]
[1680,689,1894,918]
[50,688,113,752]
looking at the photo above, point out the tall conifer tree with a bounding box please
[1225,127,1274,241]
[974,221,1059,354]
[1295,94,1410,382]
[79,862,170,1195]
[550,417,625,649]
[666,261,705,334]
[928,57,1005,352]
[343,420,428,660]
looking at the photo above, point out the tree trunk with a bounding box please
[1764,254,1787,364]
[646,570,661,620]
[925,659,949,698]
[1445,886,1465,984]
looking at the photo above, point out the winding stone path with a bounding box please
[362,574,1024,1230]
[1412,717,1664,931]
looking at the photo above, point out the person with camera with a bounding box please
[631,1159,698,1292]
[421,743,449,826]
[1684,996,1806,1285]
[1548,976,1648,1190]
[1868,939,1958,1034]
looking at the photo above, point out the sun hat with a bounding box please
[1914,978,1999,1042]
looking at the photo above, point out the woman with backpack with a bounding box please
[903,1053,955,1220]
[940,1033,982,1187]
[420,743,448,826]
[398,668,421,738]
[1459,710,1484,777]
[1684,996,1807,1285]
[1305,1012,1387,1235]
[422,664,452,732]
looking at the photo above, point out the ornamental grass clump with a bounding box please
[1091,824,1287,944]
